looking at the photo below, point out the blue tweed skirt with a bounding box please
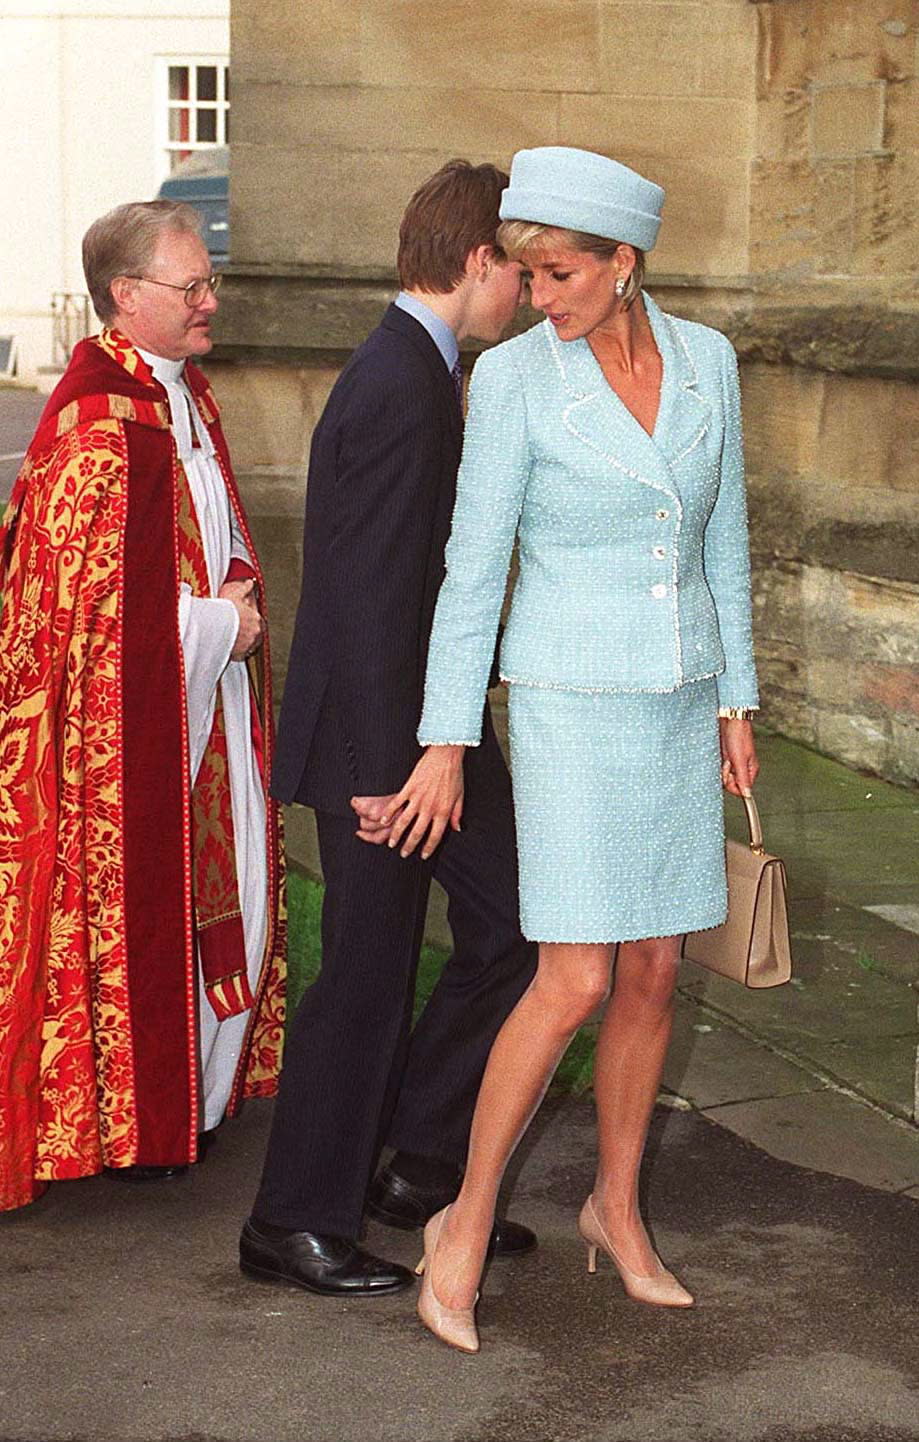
[506,677,727,944]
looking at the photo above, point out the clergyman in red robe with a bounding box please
[0,200,286,1212]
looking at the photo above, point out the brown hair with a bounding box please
[397,160,510,294]
[496,220,646,310]
[82,199,203,323]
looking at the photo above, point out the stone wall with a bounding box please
[750,0,918,280]
[743,0,919,783]
[744,358,919,785]
[212,0,919,795]
[230,0,758,278]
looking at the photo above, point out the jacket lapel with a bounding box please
[643,293,711,470]
[544,293,710,505]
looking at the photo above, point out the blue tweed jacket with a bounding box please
[418,293,759,745]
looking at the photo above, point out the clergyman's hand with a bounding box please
[219,578,263,661]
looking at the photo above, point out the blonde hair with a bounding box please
[82,200,203,323]
[496,220,646,310]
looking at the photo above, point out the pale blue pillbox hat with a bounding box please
[499,146,665,252]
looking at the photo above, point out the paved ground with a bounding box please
[0,384,44,504]
[3,1095,918,1442]
[668,732,919,1190]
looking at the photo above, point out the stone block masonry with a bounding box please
[743,0,919,784]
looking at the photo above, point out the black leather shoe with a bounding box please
[239,1218,415,1297]
[366,1165,538,1258]
[365,1164,454,1231]
[107,1164,188,1183]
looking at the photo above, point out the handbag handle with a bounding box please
[740,792,765,855]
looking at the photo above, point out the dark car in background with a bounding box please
[157,147,229,263]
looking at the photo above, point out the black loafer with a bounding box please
[366,1165,537,1258]
[239,1218,414,1297]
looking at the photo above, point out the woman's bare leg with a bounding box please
[590,934,682,1274]
[429,941,614,1310]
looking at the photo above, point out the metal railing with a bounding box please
[51,292,92,368]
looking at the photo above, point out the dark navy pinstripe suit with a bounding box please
[255,305,537,1237]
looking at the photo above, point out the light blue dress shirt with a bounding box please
[394,291,459,374]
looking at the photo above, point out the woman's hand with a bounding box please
[353,745,465,861]
[719,718,759,798]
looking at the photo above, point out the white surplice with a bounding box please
[141,350,268,1131]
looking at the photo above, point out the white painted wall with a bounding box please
[0,0,229,384]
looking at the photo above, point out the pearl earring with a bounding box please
[615,278,626,298]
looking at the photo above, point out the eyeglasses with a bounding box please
[127,273,222,307]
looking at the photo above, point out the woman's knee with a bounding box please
[614,938,681,1010]
[530,943,612,1027]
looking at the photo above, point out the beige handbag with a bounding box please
[682,794,792,988]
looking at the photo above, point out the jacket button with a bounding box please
[651,583,668,599]
[656,508,670,521]
[652,545,667,560]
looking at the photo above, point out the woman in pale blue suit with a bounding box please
[374,148,760,1351]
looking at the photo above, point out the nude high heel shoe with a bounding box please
[578,1195,694,1308]
[415,1205,480,1354]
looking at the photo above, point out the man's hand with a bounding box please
[219,577,263,661]
[719,718,759,798]
[351,793,400,846]
[352,745,465,861]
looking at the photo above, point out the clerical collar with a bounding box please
[137,347,214,461]
[138,348,186,385]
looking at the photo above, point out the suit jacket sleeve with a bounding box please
[703,338,760,711]
[418,348,530,745]
[315,362,444,783]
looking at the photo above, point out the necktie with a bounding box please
[451,358,464,416]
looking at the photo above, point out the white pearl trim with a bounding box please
[418,738,482,747]
[499,668,723,696]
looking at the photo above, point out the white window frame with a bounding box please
[155,56,229,183]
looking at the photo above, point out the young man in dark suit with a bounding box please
[240,161,539,1296]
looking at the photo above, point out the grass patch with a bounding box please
[286,869,595,1094]
[286,870,471,1024]
[285,870,322,1013]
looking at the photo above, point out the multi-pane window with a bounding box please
[161,60,230,174]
